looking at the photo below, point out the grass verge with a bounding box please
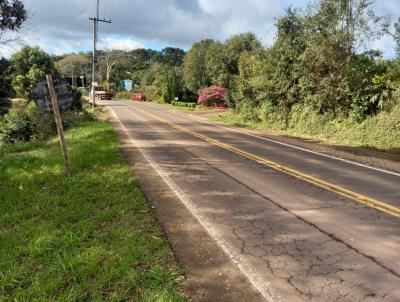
[0,120,189,301]
[210,106,400,153]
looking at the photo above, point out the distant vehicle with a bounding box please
[132,93,147,102]
[89,86,113,100]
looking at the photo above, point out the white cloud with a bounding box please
[98,37,145,51]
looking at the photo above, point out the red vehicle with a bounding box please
[132,93,147,102]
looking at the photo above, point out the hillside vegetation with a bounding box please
[1,0,400,150]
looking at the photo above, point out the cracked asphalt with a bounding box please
[106,100,400,302]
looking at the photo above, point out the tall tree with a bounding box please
[394,18,400,59]
[299,0,389,116]
[10,46,56,98]
[0,57,12,114]
[55,53,91,86]
[0,0,27,47]
[155,47,185,66]
[183,39,215,92]
[224,32,262,75]
[204,42,229,87]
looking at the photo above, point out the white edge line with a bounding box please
[109,106,280,302]
[185,113,400,178]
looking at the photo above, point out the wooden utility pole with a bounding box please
[89,0,111,107]
[46,74,72,177]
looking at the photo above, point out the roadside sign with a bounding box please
[31,76,74,113]
[120,80,136,92]
[125,80,133,91]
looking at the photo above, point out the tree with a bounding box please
[10,46,56,98]
[55,53,91,87]
[224,32,262,75]
[204,42,229,87]
[264,7,307,122]
[154,47,185,66]
[300,0,390,117]
[183,39,215,92]
[0,57,12,114]
[101,49,121,90]
[163,67,183,103]
[394,18,400,59]
[0,0,28,46]
[141,63,169,101]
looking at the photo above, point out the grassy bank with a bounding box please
[0,120,189,301]
[114,92,133,100]
[210,104,400,153]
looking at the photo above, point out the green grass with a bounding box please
[114,92,133,100]
[0,120,189,302]
[211,105,400,153]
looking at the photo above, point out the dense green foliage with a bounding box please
[114,91,133,100]
[185,0,399,151]
[0,0,27,32]
[0,99,90,146]
[0,120,189,301]
[2,0,400,150]
[213,103,400,151]
[10,46,57,99]
[0,58,12,114]
[0,0,27,46]
[217,1,396,124]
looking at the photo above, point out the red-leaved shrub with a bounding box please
[197,86,225,106]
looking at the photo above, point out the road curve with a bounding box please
[107,100,400,302]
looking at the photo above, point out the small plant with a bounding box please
[171,101,196,109]
[114,91,133,100]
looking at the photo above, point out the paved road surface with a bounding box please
[106,100,400,302]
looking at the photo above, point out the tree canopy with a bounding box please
[10,46,57,98]
[0,0,27,46]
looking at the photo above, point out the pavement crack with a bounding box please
[184,151,400,280]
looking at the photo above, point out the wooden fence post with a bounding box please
[46,74,72,177]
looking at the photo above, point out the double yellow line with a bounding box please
[133,106,400,218]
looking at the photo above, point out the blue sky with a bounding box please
[0,0,399,58]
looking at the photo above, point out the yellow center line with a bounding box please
[132,106,400,218]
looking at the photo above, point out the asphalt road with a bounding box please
[106,100,400,302]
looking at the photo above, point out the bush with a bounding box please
[71,87,83,111]
[26,102,56,140]
[0,98,93,146]
[143,85,162,102]
[197,86,226,106]
[171,101,196,109]
[0,99,12,115]
[273,103,400,151]
[114,91,133,100]
[0,102,32,144]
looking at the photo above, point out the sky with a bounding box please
[0,0,399,58]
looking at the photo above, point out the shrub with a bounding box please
[114,91,133,100]
[0,98,92,146]
[0,102,31,144]
[0,99,12,115]
[71,87,83,111]
[197,86,226,106]
[26,102,56,140]
[171,101,196,109]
